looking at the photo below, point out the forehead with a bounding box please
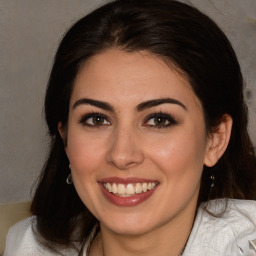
[71,48,201,110]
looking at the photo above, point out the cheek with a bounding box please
[66,130,106,176]
[148,129,207,179]
[65,130,106,214]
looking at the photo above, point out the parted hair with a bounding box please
[31,0,256,253]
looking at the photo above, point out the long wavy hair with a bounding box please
[31,0,256,253]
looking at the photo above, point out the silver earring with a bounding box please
[66,173,73,184]
[210,175,215,188]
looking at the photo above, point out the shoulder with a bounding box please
[4,216,41,256]
[4,216,79,256]
[184,199,256,256]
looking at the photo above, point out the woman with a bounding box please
[4,0,256,255]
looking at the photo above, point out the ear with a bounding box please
[204,115,233,167]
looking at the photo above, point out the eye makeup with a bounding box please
[143,112,178,129]
[78,110,178,130]
[79,112,110,127]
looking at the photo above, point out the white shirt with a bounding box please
[4,199,256,256]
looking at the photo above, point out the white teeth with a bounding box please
[135,183,142,193]
[117,184,125,195]
[112,183,118,193]
[106,183,112,193]
[126,184,135,195]
[142,183,147,192]
[103,182,158,196]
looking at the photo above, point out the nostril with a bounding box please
[109,157,141,170]
[107,150,145,170]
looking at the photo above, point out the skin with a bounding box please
[59,49,232,256]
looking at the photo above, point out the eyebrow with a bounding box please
[72,98,114,112]
[72,97,187,112]
[137,98,187,111]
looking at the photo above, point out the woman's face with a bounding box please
[63,49,213,236]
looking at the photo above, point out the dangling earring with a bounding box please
[66,164,73,184]
[210,175,215,188]
[207,174,215,201]
[66,173,73,184]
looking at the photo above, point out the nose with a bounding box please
[106,126,144,170]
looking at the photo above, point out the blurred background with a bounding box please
[0,0,255,205]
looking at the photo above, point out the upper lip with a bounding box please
[98,177,159,184]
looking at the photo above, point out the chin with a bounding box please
[105,223,153,236]
[99,211,163,236]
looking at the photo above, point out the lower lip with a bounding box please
[99,184,158,207]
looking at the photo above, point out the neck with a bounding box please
[102,227,189,256]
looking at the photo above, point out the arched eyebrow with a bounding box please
[72,98,114,111]
[136,98,187,111]
[72,97,187,112]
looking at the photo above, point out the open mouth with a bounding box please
[102,182,158,197]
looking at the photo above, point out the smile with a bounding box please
[103,182,158,197]
[99,178,159,207]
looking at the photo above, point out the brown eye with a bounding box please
[91,116,105,125]
[144,113,177,128]
[153,117,169,126]
[80,113,110,127]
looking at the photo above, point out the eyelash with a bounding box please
[79,112,177,129]
[79,112,110,127]
[143,112,177,128]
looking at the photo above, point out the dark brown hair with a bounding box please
[31,0,256,253]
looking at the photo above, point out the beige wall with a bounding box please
[0,0,255,205]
